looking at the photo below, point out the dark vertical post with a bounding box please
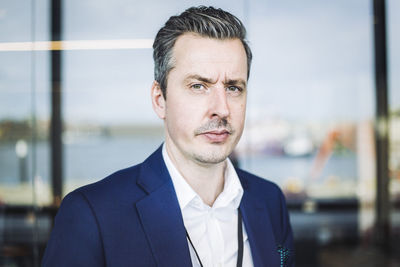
[50,0,63,206]
[373,0,390,249]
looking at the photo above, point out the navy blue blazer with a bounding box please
[42,146,294,267]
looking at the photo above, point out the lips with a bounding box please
[200,129,230,143]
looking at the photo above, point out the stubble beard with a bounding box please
[192,135,241,165]
[192,149,229,165]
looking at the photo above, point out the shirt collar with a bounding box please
[162,144,243,211]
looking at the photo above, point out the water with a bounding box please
[240,153,357,187]
[0,136,357,195]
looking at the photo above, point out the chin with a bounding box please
[194,156,227,165]
[192,148,231,165]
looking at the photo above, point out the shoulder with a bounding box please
[73,144,165,202]
[43,186,106,266]
[92,162,142,187]
[54,162,144,222]
[236,168,285,201]
[49,163,146,228]
[77,163,142,196]
[43,164,144,267]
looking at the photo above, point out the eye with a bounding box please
[192,84,202,89]
[190,83,206,91]
[226,86,242,93]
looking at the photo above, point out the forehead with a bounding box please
[170,33,248,81]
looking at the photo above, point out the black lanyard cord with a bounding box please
[237,209,243,267]
[185,209,244,267]
[185,228,204,267]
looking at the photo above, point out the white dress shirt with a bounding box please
[162,145,254,267]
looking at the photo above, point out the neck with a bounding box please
[165,142,226,206]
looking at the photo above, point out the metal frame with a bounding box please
[373,0,390,249]
[50,0,63,206]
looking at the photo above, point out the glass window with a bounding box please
[1,0,399,265]
[237,1,377,265]
[0,1,50,204]
[0,0,51,265]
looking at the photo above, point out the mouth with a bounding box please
[199,129,231,143]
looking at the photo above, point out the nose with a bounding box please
[209,86,230,119]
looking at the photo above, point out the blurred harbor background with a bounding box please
[1,0,400,266]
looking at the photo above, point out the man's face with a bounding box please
[153,33,248,165]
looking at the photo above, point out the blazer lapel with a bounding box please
[240,189,280,267]
[135,146,192,267]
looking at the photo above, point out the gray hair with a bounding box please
[153,6,252,99]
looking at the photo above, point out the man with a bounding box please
[43,6,294,267]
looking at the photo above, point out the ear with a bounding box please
[151,81,166,119]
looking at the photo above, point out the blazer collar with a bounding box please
[136,145,170,194]
[239,175,281,267]
[135,146,280,267]
[135,145,192,267]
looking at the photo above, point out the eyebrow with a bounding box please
[184,74,247,88]
[184,74,216,84]
[224,78,247,88]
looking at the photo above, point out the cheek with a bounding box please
[230,101,246,123]
[166,101,199,134]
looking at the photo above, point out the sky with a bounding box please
[0,0,399,125]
